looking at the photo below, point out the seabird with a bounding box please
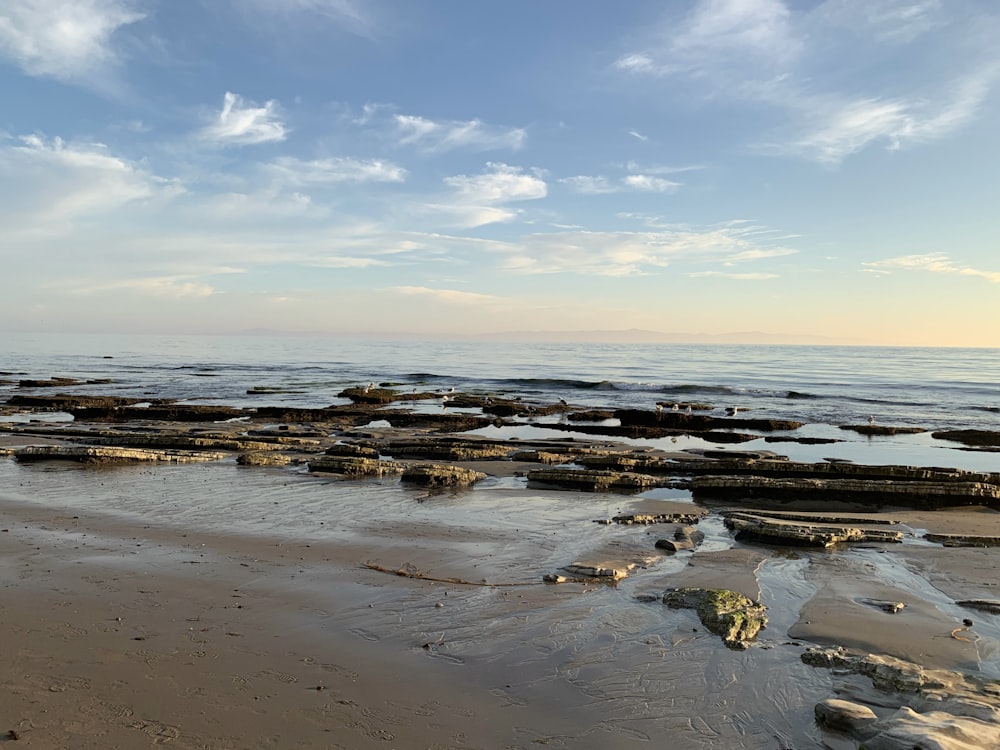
[684,405,692,415]
[868,415,876,425]
[656,403,664,413]
[559,398,568,408]
[671,403,679,412]
[725,406,740,416]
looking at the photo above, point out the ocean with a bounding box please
[3,333,998,470]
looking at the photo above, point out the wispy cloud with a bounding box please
[236,0,372,36]
[0,134,181,228]
[392,114,526,152]
[614,0,999,165]
[863,253,1000,283]
[266,156,406,185]
[615,0,800,78]
[497,224,797,277]
[200,92,287,146]
[759,65,999,164]
[628,130,648,141]
[0,0,144,90]
[688,271,778,279]
[55,275,217,298]
[560,174,681,194]
[814,0,943,43]
[420,162,546,228]
[387,286,510,306]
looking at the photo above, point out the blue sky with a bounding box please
[2,0,998,346]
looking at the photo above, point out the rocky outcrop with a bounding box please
[615,408,804,432]
[804,647,1000,749]
[932,429,1000,448]
[378,437,513,461]
[14,445,226,464]
[722,511,903,547]
[840,424,928,436]
[237,452,296,467]
[324,442,380,458]
[607,510,705,525]
[527,468,670,492]
[693,475,1000,508]
[924,532,1000,547]
[956,599,1000,614]
[65,404,248,422]
[662,587,767,649]
[16,377,110,388]
[337,386,399,404]
[307,456,403,477]
[400,464,487,488]
[83,434,299,452]
[7,394,153,409]
[654,526,705,552]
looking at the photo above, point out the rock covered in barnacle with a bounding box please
[662,587,767,649]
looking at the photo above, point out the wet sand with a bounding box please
[2,445,1000,747]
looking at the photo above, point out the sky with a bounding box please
[1,0,999,346]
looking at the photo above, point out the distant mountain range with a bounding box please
[473,329,855,345]
[223,327,856,345]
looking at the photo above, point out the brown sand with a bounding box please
[3,454,1000,748]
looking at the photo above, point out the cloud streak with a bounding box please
[614,0,999,164]
[864,253,1000,283]
[392,114,526,153]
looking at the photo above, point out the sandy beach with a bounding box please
[2,398,1000,748]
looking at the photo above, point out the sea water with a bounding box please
[2,333,998,469]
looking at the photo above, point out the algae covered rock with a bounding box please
[662,587,767,649]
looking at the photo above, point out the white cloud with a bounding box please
[421,163,545,228]
[388,286,510,306]
[814,0,943,42]
[622,174,681,192]
[761,64,998,164]
[560,174,681,194]
[200,92,287,146]
[55,275,216,298]
[688,271,778,279]
[863,253,1000,283]
[497,225,797,277]
[238,0,372,36]
[0,134,181,228]
[267,156,406,185]
[0,0,143,88]
[628,130,648,141]
[614,1,998,165]
[445,162,546,204]
[559,176,616,195]
[615,0,800,78]
[392,113,526,152]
